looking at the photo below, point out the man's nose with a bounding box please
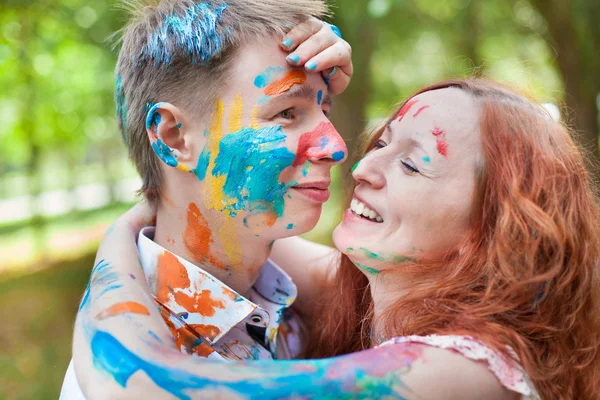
[292,121,348,166]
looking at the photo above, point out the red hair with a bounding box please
[308,79,600,399]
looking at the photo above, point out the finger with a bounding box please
[323,68,351,96]
[279,17,324,52]
[285,27,338,69]
[304,41,353,77]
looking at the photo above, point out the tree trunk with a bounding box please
[530,0,600,175]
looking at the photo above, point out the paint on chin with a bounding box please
[293,122,346,167]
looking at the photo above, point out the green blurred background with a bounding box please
[0,0,598,398]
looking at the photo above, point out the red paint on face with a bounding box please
[394,99,419,122]
[432,127,448,158]
[292,122,347,167]
[412,105,430,118]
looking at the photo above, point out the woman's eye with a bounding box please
[401,159,420,174]
[276,108,294,120]
[374,140,387,149]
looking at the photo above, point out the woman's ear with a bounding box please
[145,102,192,173]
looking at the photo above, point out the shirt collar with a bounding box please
[137,226,297,347]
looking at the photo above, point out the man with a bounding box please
[60,0,352,398]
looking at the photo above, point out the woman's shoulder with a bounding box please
[376,334,539,399]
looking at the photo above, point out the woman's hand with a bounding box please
[280,17,353,96]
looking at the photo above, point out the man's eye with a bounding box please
[276,108,294,120]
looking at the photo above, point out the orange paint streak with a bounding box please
[221,286,239,301]
[264,70,306,96]
[183,203,226,269]
[161,192,176,208]
[159,304,215,358]
[95,302,150,320]
[190,324,221,340]
[156,251,192,304]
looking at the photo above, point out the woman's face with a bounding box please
[333,88,483,275]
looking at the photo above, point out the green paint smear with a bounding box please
[351,160,361,172]
[352,247,417,264]
[353,261,381,276]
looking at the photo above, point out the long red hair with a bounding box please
[309,79,600,399]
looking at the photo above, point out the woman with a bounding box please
[72,79,600,399]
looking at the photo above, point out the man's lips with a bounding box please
[291,181,331,203]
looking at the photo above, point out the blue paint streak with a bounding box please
[319,137,328,149]
[141,3,229,65]
[96,284,124,300]
[422,156,430,163]
[145,102,166,130]
[257,95,271,104]
[287,224,294,230]
[115,76,127,142]
[177,122,182,128]
[152,139,178,167]
[80,259,112,311]
[254,66,285,88]
[317,90,323,105]
[212,126,296,217]
[332,151,345,162]
[91,330,406,398]
[193,145,211,181]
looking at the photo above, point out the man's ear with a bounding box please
[145,102,192,173]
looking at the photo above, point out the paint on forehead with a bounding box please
[293,122,346,167]
[394,98,419,122]
[115,76,127,142]
[432,127,448,158]
[95,302,150,320]
[141,2,229,65]
[264,70,307,96]
[412,105,429,118]
[254,66,286,89]
[317,90,323,105]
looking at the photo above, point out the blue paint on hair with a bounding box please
[141,2,229,65]
[115,76,127,142]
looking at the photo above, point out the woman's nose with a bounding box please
[293,121,348,166]
[351,152,386,189]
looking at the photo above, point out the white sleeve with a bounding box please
[59,359,87,400]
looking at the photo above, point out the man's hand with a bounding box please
[280,17,353,96]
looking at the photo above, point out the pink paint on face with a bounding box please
[292,122,347,167]
[432,127,448,157]
[393,99,419,122]
[412,105,430,118]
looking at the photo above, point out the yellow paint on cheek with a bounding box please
[203,100,227,212]
[251,105,259,130]
[228,93,243,133]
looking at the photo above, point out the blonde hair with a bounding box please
[115,0,329,200]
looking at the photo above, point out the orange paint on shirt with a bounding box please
[175,289,226,317]
[264,70,307,96]
[221,286,240,302]
[95,302,150,320]
[190,324,221,340]
[162,314,215,358]
[156,251,192,304]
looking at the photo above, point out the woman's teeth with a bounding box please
[350,198,383,222]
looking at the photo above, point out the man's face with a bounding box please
[182,36,346,264]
